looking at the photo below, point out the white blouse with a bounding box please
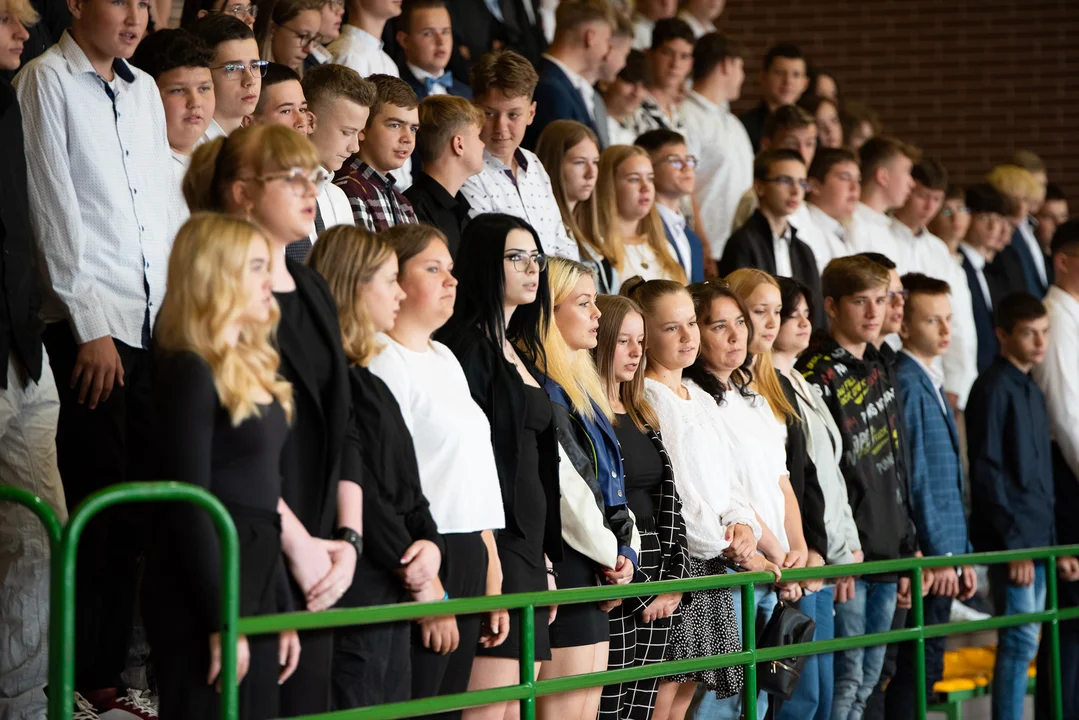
[706,382,790,553]
[644,378,760,559]
[369,335,506,534]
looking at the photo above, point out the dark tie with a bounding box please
[314,203,325,234]
[593,93,610,148]
[285,206,322,264]
[424,73,455,94]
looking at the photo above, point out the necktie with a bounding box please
[314,203,325,234]
[424,73,455,94]
[285,205,323,264]
[592,93,610,148]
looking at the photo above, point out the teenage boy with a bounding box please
[631,0,675,50]
[1035,184,1069,254]
[245,61,309,132]
[886,273,976,720]
[460,49,577,260]
[721,148,824,324]
[635,129,705,282]
[739,43,808,151]
[958,183,1011,373]
[299,63,374,258]
[524,0,612,150]
[0,3,66,717]
[396,0,471,101]
[591,10,634,149]
[681,32,752,264]
[987,164,1049,298]
[1033,220,1079,720]
[630,17,692,135]
[13,0,177,709]
[327,0,399,77]
[193,13,265,138]
[335,73,419,231]
[797,255,917,720]
[129,28,215,231]
[404,95,485,256]
[852,136,917,273]
[806,147,861,266]
[967,292,1055,720]
[677,0,723,38]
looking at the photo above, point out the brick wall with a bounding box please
[723,0,1079,201]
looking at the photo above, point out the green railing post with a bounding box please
[1045,558,1064,720]
[520,604,536,720]
[52,483,241,720]
[0,486,64,720]
[742,582,757,720]
[911,566,926,718]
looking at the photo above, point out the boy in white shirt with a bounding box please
[806,147,861,267]
[245,62,309,132]
[852,136,917,271]
[631,0,676,50]
[327,0,399,77]
[193,13,265,138]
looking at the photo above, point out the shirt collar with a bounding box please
[1047,284,1079,319]
[901,349,945,389]
[959,242,986,270]
[996,355,1035,385]
[808,203,844,236]
[484,148,529,174]
[856,201,891,227]
[656,202,685,234]
[676,9,714,35]
[341,24,382,50]
[685,88,728,114]
[415,172,464,210]
[59,30,135,83]
[542,53,594,98]
[407,62,445,82]
[352,158,395,188]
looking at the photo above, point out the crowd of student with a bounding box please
[0,0,1077,719]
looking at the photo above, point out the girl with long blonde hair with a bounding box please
[523,258,640,720]
[186,124,359,715]
[593,295,690,720]
[146,213,299,720]
[579,145,686,290]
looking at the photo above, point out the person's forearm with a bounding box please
[754,510,786,563]
[482,529,502,595]
[337,480,363,534]
[278,499,311,556]
[780,476,807,552]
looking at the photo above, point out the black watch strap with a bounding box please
[333,526,363,559]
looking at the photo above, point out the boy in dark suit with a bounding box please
[395,0,471,101]
[957,183,1011,373]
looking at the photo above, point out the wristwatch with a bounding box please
[333,526,364,560]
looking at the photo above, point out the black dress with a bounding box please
[144,351,290,720]
[332,364,444,709]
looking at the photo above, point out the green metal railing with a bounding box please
[4,482,1079,720]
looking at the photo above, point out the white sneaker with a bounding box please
[97,689,159,719]
[950,599,991,623]
[73,692,101,720]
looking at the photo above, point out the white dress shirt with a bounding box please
[807,203,854,267]
[1034,285,1079,480]
[677,10,715,37]
[656,202,693,281]
[327,25,399,79]
[460,148,578,260]
[607,116,637,146]
[542,53,596,120]
[201,117,227,144]
[407,63,449,95]
[14,32,176,348]
[773,224,794,277]
[786,202,831,273]
[369,336,506,533]
[681,89,753,260]
[310,177,355,244]
[852,202,907,272]
[1020,217,1048,287]
[632,14,654,50]
[170,151,191,235]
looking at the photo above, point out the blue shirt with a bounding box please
[966,355,1055,551]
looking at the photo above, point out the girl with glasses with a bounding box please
[256,0,324,75]
[436,214,562,720]
[181,0,258,30]
[186,124,363,716]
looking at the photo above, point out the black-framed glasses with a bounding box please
[215,2,256,19]
[887,289,909,304]
[244,167,332,195]
[504,252,548,272]
[278,23,322,49]
[662,155,698,170]
[765,175,811,192]
[211,60,269,79]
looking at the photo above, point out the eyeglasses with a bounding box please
[765,175,811,192]
[278,23,322,49]
[504,252,548,272]
[211,60,269,79]
[662,155,698,170]
[216,2,256,18]
[245,167,332,195]
[940,207,971,218]
[887,289,909,304]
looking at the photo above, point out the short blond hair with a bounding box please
[301,63,377,116]
[987,164,1046,205]
[416,95,484,165]
[553,0,613,40]
[1,0,38,25]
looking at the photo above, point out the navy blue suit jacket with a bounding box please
[661,217,705,283]
[991,226,1048,298]
[523,57,599,151]
[962,254,1000,373]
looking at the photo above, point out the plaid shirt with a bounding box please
[334,157,417,232]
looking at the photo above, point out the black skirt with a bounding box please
[549,545,611,648]
[478,532,552,661]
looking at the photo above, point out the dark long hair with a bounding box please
[683,280,755,406]
[438,213,550,369]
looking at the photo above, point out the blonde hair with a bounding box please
[581,145,686,283]
[534,120,604,261]
[987,164,1046,206]
[416,95,485,166]
[184,124,322,212]
[595,294,660,432]
[307,226,395,367]
[534,257,613,422]
[1,0,39,24]
[725,268,798,422]
[156,213,293,425]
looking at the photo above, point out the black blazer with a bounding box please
[719,209,826,327]
[523,57,600,151]
[278,259,359,541]
[777,371,828,559]
[438,325,563,561]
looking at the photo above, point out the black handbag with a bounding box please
[755,591,816,700]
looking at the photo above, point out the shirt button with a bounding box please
[125,150,130,156]
[132,188,137,194]
[617,490,623,497]
[610,471,617,478]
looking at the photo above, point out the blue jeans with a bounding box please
[989,562,1046,720]
[832,579,897,720]
[692,585,777,720]
[778,585,835,720]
